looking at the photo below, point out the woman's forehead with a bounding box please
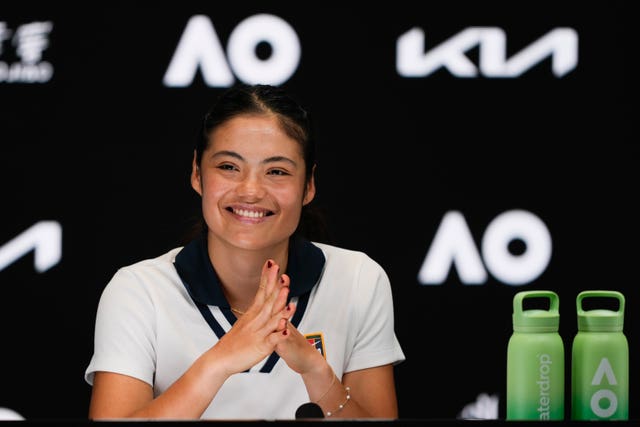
[208,115,303,159]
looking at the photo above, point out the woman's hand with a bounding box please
[205,259,297,376]
[275,317,326,375]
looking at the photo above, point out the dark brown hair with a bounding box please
[185,84,330,244]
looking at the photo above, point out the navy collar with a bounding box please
[174,235,326,308]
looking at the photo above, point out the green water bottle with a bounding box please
[571,290,628,420]
[506,290,564,420]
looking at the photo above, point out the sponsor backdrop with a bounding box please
[0,1,633,421]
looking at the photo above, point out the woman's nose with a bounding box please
[236,173,265,199]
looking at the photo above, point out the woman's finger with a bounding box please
[267,317,292,346]
[270,274,291,315]
[252,259,279,307]
[260,300,294,335]
[264,260,279,292]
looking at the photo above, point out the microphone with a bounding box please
[295,402,325,419]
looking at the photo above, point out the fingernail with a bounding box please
[267,260,273,268]
[280,277,285,284]
[286,305,291,311]
[283,329,289,336]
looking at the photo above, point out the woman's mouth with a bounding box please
[228,207,274,218]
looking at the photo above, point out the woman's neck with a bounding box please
[206,236,289,312]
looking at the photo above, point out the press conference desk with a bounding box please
[0,420,637,426]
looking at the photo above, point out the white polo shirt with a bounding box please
[85,235,405,420]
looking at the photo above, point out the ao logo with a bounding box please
[590,358,619,418]
[163,14,300,87]
[418,210,552,285]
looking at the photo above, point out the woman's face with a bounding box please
[192,114,315,251]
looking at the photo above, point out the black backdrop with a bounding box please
[0,1,633,421]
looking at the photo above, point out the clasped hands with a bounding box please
[211,259,324,377]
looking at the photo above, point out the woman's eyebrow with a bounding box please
[210,150,243,161]
[210,151,297,167]
[262,156,297,167]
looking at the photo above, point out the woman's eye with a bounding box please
[218,164,237,171]
[268,169,289,176]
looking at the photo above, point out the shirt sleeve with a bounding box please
[84,267,157,386]
[345,254,406,372]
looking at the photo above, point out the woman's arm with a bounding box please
[89,349,229,419]
[276,323,399,419]
[89,259,295,419]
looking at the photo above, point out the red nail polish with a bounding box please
[283,329,288,336]
[280,277,285,284]
[267,260,273,268]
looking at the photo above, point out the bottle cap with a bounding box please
[512,290,560,332]
[576,290,625,331]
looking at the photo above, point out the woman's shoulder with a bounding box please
[95,247,186,311]
[311,241,384,271]
[106,246,184,290]
[121,246,183,271]
[310,242,392,298]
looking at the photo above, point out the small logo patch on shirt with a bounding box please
[305,332,326,358]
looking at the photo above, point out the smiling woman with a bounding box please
[192,114,313,253]
[84,84,405,421]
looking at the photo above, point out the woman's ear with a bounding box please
[191,150,203,196]
[302,165,316,206]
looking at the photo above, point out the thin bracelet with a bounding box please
[315,373,336,404]
[325,386,351,417]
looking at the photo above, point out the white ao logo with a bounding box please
[590,358,619,418]
[163,14,301,87]
[418,210,552,285]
